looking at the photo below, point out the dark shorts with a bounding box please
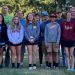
[8,42,22,46]
[25,40,39,45]
[61,41,74,47]
[74,41,75,46]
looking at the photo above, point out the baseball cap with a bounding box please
[41,11,48,16]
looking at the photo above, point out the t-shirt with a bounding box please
[4,14,13,25]
[61,21,75,41]
[40,20,50,41]
[20,18,25,27]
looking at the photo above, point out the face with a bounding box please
[13,17,19,24]
[42,16,49,21]
[57,13,62,19]
[2,6,8,14]
[18,11,23,18]
[0,15,2,23]
[67,12,71,21]
[34,15,40,21]
[28,13,34,21]
[50,17,56,22]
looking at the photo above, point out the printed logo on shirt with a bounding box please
[33,26,37,29]
[65,25,73,30]
[50,25,56,29]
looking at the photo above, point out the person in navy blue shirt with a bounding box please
[0,13,7,68]
[40,11,50,67]
[56,12,67,67]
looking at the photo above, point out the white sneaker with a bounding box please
[33,66,36,70]
[29,67,33,70]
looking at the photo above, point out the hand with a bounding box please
[55,44,59,48]
[29,39,34,43]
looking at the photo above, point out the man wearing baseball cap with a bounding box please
[39,11,50,67]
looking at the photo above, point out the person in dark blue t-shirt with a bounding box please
[40,11,50,67]
[56,12,67,67]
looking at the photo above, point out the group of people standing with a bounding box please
[0,5,75,71]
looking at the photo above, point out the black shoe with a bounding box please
[12,63,15,68]
[17,63,20,68]
[46,61,49,67]
[5,64,10,67]
[48,63,52,68]
[53,62,59,69]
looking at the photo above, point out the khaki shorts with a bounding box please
[47,43,59,53]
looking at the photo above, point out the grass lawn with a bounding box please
[0,52,75,75]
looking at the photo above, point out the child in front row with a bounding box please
[7,16,24,68]
[25,13,40,70]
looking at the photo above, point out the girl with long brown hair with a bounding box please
[25,13,40,70]
[7,16,24,68]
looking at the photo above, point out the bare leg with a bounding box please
[16,46,21,63]
[10,46,16,63]
[65,47,70,69]
[27,45,33,65]
[70,47,74,69]
[32,45,37,64]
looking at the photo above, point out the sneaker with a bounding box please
[29,67,33,70]
[17,63,20,68]
[12,63,15,68]
[70,68,74,71]
[33,66,36,70]
[20,63,23,67]
[67,68,70,71]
